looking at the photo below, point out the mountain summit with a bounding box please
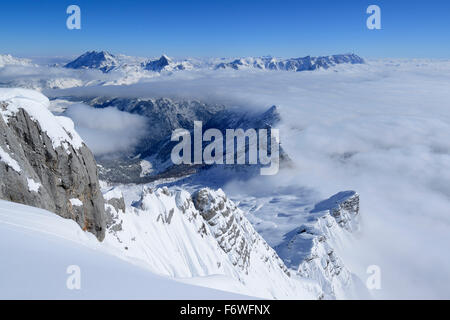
[64,51,118,73]
[142,55,190,72]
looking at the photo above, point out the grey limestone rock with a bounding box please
[0,103,106,240]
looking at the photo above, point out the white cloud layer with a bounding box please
[64,104,148,156]
[51,58,450,298]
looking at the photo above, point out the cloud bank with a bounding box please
[52,58,450,298]
[64,103,148,156]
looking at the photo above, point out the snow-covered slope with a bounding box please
[275,192,361,298]
[102,186,322,299]
[0,199,247,299]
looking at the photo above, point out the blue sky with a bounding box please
[1,0,449,58]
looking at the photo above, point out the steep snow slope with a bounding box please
[0,199,248,299]
[102,186,321,299]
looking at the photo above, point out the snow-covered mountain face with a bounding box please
[215,54,364,71]
[63,51,192,75]
[101,184,362,299]
[64,51,363,74]
[64,51,119,73]
[142,55,192,72]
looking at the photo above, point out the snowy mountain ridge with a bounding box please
[101,184,362,299]
[142,54,193,72]
[62,51,364,74]
[0,52,365,90]
[215,54,364,71]
[276,192,361,298]
[102,185,321,299]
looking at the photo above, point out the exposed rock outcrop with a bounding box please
[0,89,105,240]
[103,187,126,233]
[192,188,290,276]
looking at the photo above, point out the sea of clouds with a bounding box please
[12,58,450,298]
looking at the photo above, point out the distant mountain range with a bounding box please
[0,51,365,90]
[215,54,364,71]
[64,51,118,73]
[62,51,364,73]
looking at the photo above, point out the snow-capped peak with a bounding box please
[142,54,191,72]
[64,50,118,73]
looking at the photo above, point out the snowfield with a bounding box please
[0,200,248,300]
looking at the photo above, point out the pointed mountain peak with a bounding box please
[143,54,174,72]
[64,50,118,73]
[160,54,172,62]
[260,105,281,125]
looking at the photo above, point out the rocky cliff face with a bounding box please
[192,188,290,276]
[0,89,105,240]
